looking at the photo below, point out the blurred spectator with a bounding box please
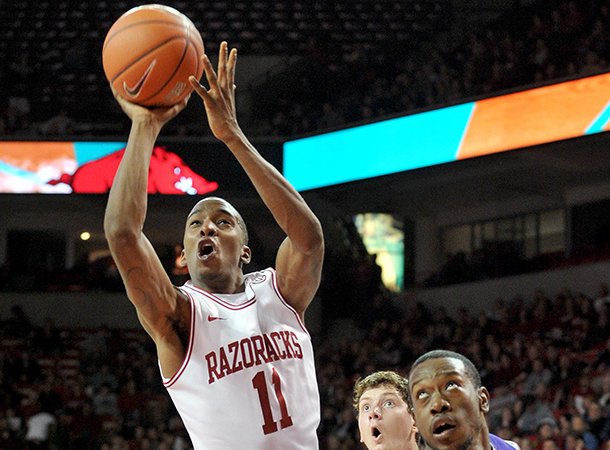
[37,376,63,416]
[87,363,118,393]
[516,392,556,435]
[535,419,562,450]
[570,414,599,450]
[598,373,610,408]
[522,360,554,396]
[32,318,63,356]
[92,384,119,418]
[585,401,609,443]
[24,405,56,450]
[38,109,75,136]
[3,305,33,338]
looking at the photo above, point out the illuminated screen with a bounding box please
[284,72,610,191]
[0,141,221,194]
[354,212,404,292]
[0,139,284,195]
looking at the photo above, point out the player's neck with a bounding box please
[195,272,245,294]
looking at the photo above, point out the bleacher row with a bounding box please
[3,0,449,53]
[1,0,451,133]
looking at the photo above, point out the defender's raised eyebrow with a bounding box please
[410,369,464,389]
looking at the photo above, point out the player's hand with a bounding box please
[189,41,241,144]
[110,85,190,133]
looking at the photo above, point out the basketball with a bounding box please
[102,4,204,107]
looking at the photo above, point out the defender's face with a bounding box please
[409,358,489,450]
[358,384,417,450]
[181,198,250,279]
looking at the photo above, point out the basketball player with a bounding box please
[353,370,420,450]
[407,350,520,450]
[104,41,324,449]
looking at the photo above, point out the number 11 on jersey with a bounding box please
[252,368,294,435]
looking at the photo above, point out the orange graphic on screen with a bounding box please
[459,73,610,159]
[0,142,77,193]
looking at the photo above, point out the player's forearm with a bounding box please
[226,132,324,253]
[104,120,158,239]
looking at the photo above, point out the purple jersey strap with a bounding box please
[490,433,519,450]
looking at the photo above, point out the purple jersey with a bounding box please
[490,433,521,450]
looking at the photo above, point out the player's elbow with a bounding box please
[104,216,140,247]
[302,220,325,256]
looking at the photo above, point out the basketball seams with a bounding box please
[108,36,188,83]
[103,20,188,50]
[138,38,191,104]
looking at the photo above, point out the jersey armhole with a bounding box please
[267,267,310,335]
[162,286,196,388]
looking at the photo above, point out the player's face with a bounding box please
[358,384,418,450]
[408,358,489,450]
[182,198,250,280]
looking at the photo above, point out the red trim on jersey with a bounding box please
[183,281,257,310]
[163,289,196,388]
[267,268,309,335]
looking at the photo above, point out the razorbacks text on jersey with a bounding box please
[162,268,320,450]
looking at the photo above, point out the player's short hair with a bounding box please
[353,370,409,413]
[236,214,249,245]
[408,349,482,390]
[189,196,249,245]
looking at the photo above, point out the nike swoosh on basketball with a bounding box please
[207,315,226,322]
[123,59,157,98]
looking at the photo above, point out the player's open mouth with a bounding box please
[433,421,455,436]
[372,426,381,439]
[198,242,215,260]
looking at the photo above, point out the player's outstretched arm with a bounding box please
[189,42,324,317]
[104,89,190,342]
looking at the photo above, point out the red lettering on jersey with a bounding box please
[218,347,232,378]
[205,351,220,384]
[240,338,255,368]
[270,332,287,359]
[251,334,270,364]
[263,333,280,362]
[228,341,243,373]
[279,331,295,358]
[290,331,303,359]
[205,330,305,383]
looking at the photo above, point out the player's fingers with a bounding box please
[201,53,220,93]
[227,48,237,92]
[189,75,209,101]
[217,41,228,88]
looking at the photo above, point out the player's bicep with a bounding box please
[108,233,178,332]
[275,237,324,316]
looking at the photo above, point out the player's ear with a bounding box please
[178,249,187,268]
[478,386,490,413]
[240,245,251,265]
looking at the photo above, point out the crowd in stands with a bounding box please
[0,306,190,449]
[253,0,610,137]
[0,279,608,449]
[1,0,609,138]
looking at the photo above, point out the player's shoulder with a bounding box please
[490,433,521,450]
[244,267,275,284]
[505,440,521,450]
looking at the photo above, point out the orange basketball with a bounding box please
[102,4,204,107]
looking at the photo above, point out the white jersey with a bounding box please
[162,268,320,450]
